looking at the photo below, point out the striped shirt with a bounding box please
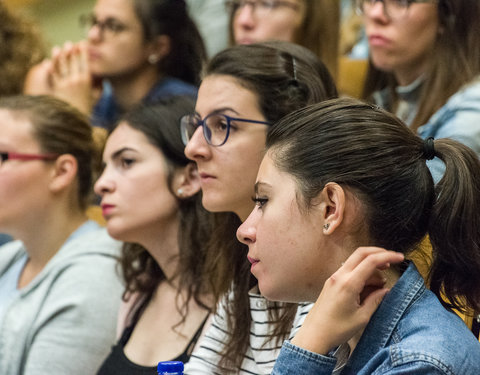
[185,290,312,374]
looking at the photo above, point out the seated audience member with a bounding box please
[0,2,47,246]
[226,0,339,78]
[24,0,206,130]
[181,41,337,374]
[238,98,480,374]
[95,96,215,374]
[360,0,480,181]
[0,95,123,375]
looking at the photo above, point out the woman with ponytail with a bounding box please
[238,98,480,374]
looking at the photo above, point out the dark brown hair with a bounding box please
[0,95,95,210]
[117,96,214,322]
[133,0,207,85]
[201,41,338,371]
[363,0,480,132]
[267,97,480,313]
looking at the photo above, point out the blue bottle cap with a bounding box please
[157,361,184,373]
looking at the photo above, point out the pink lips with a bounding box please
[101,204,115,218]
[199,172,216,183]
[247,255,259,271]
[368,34,391,47]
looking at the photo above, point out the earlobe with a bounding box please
[320,182,345,234]
[173,163,201,199]
[49,154,78,194]
[149,34,171,62]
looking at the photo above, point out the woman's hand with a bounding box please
[292,247,404,355]
[50,41,99,115]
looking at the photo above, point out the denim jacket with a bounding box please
[272,263,480,375]
[374,77,480,183]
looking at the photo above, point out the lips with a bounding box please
[100,203,115,217]
[247,255,259,271]
[368,34,391,47]
[199,172,216,183]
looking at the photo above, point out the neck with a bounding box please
[135,217,181,282]
[17,206,87,288]
[393,60,430,87]
[108,65,161,112]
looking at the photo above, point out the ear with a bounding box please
[172,162,201,199]
[49,154,78,194]
[146,34,171,63]
[318,182,346,235]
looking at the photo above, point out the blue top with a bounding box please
[92,77,198,130]
[374,77,480,183]
[271,263,480,375]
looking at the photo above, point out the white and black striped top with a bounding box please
[185,289,312,374]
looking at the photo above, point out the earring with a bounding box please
[323,223,330,231]
[148,55,159,64]
[177,188,184,197]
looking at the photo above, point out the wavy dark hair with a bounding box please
[117,96,214,323]
[200,41,337,371]
[363,0,480,132]
[267,97,480,314]
[134,0,207,85]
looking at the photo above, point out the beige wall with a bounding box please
[9,0,95,48]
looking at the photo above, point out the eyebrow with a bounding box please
[108,147,138,162]
[254,181,272,194]
[195,107,241,117]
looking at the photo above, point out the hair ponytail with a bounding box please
[428,139,480,312]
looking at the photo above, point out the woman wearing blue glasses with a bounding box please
[0,95,123,375]
[359,0,480,183]
[181,41,337,374]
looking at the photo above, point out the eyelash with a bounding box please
[121,157,135,168]
[252,196,268,208]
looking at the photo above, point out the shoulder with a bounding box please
[381,290,480,374]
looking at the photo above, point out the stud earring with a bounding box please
[177,188,184,197]
[323,223,330,230]
[148,55,159,64]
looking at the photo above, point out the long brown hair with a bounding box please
[117,96,214,323]
[363,0,480,132]
[201,42,338,371]
[227,0,340,79]
[267,97,480,313]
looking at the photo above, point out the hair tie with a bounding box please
[423,137,435,160]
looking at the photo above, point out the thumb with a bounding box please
[361,287,389,317]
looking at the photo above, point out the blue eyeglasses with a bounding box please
[180,113,271,147]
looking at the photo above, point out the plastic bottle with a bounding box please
[157,361,184,375]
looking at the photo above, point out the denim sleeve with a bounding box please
[271,341,336,375]
[419,82,480,183]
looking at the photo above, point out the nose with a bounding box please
[94,167,114,196]
[234,3,256,32]
[87,23,103,43]
[236,211,257,245]
[184,126,212,161]
[365,1,389,23]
